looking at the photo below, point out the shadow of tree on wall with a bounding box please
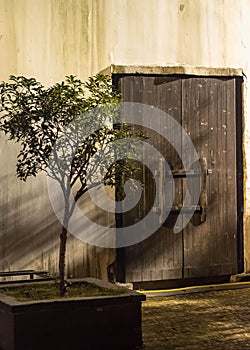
[0,178,115,280]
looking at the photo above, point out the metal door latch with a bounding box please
[153,157,212,226]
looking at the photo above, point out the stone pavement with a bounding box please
[141,287,250,349]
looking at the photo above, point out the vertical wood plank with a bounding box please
[182,77,237,278]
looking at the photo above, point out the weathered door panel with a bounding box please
[182,78,237,278]
[117,75,238,283]
[119,76,183,281]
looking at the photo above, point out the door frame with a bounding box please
[107,66,244,283]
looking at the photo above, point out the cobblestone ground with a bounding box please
[141,288,250,349]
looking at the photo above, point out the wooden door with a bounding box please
[116,75,241,283]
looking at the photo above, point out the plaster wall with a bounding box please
[100,0,250,271]
[1,0,250,276]
[0,0,117,279]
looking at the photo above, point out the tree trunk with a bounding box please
[58,191,83,297]
[59,224,68,297]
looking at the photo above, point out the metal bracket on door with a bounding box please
[153,158,166,224]
[153,157,211,225]
[199,157,210,223]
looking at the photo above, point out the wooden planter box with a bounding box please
[0,278,146,350]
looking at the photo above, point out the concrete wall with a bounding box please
[0,0,116,279]
[0,0,250,277]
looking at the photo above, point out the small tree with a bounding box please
[0,74,145,296]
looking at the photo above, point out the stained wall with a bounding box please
[0,0,250,277]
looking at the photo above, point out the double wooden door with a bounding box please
[116,75,242,283]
